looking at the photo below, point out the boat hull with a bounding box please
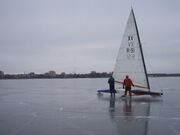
[97,89,163,96]
[131,90,163,96]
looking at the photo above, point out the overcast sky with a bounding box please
[0,0,180,74]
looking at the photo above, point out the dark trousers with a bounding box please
[124,87,132,96]
[109,85,115,97]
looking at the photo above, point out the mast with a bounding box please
[131,8,150,90]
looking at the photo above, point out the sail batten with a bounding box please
[113,8,150,91]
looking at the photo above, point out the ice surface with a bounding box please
[0,78,180,135]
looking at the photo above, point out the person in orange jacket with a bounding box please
[123,75,134,97]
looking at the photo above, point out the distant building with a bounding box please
[0,71,4,78]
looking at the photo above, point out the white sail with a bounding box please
[113,8,150,90]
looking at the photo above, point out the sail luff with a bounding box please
[131,9,150,90]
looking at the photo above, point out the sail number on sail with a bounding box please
[126,35,135,59]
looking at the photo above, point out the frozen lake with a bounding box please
[0,77,180,135]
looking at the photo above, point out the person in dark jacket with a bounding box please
[108,75,116,97]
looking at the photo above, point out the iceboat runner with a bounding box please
[98,8,163,96]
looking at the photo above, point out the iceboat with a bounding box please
[98,8,163,96]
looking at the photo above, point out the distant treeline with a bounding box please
[148,73,180,77]
[0,71,111,79]
[0,70,180,79]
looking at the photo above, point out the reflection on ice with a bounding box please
[109,96,115,112]
[98,95,153,135]
[110,96,150,135]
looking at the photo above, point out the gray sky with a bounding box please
[0,0,180,74]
